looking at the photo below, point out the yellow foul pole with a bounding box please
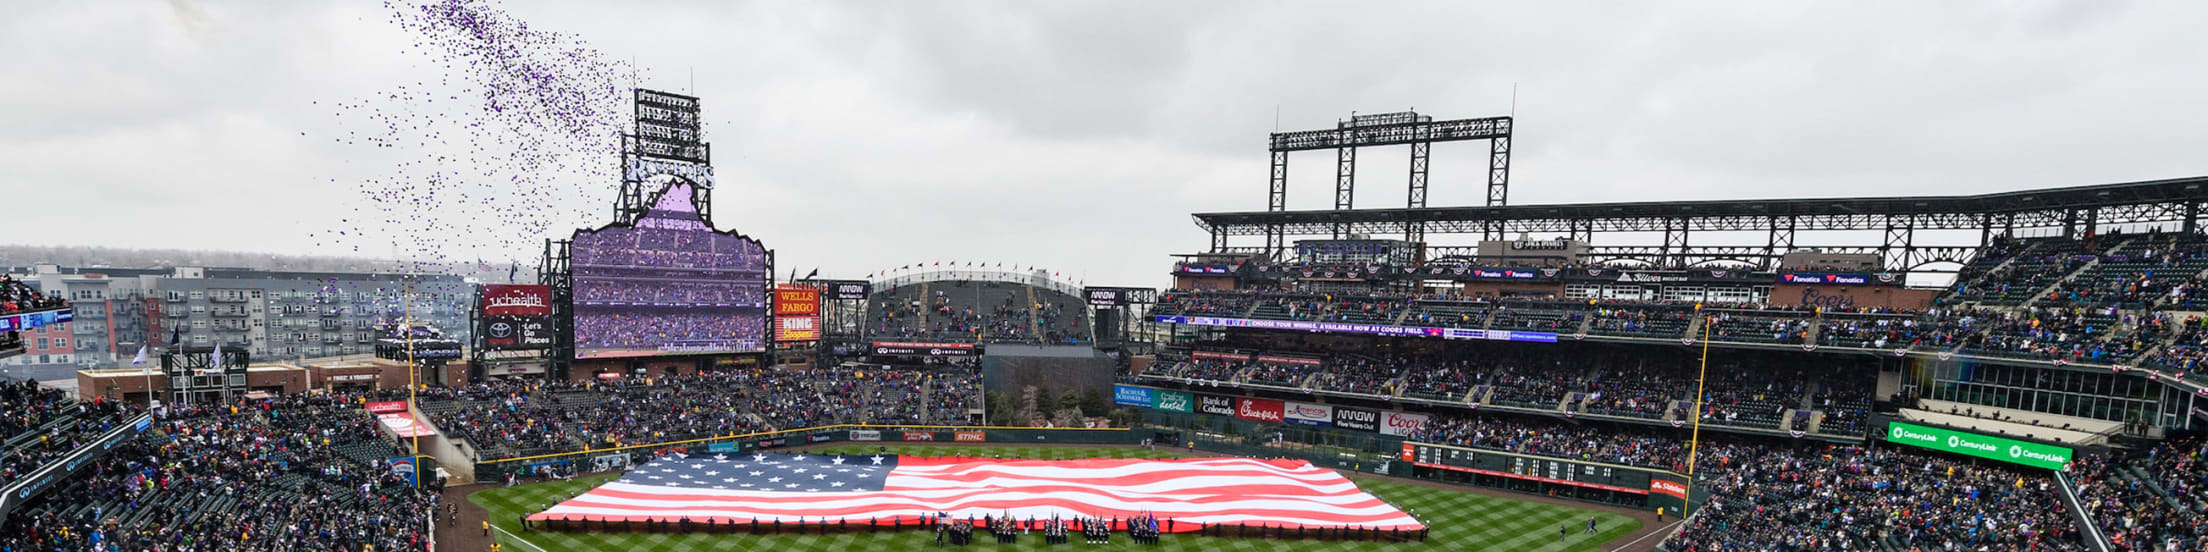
[1682,315,1713,516]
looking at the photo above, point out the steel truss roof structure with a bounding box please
[1198,175,2208,272]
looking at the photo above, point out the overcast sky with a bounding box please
[6,1,2208,289]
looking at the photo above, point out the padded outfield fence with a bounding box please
[470,424,1153,481]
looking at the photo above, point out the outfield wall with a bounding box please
[469,424,1151,480]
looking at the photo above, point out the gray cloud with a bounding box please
[4,0,2207,290]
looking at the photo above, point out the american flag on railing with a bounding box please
[530,453,1422,531]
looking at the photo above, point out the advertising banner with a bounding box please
[1154,390,1194,413]
[871,342,977,357]
[849,430,882,441]
[1884,421,2073,471]
[1256,355,1323,366]
[482,315,553,350]
[1234,398,1285,423]
[1197,394,1237,416]
[1332,407,1381,432]
[774,285,821,316]
[903,431,936,442]
[775,314,821,343]
[808,433,833,443]
[364,401,409,414]
[1153,315,1558,343]
[481,285,552,316]
[389,457,418,487]
[831,281,871,301]
[1780,273,1872,285]
[1191,350,1251,361]
[376,412,437,438]
[1649,479,1689,499]
[1085,288,1126,306]
[1113,385,1155,408]
[1284,402,1333,427]
[1379,411,1431,437]
[954,431,986,442]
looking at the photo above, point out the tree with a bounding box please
[1080,388,1109,416]
[984,391,1018,427]
[1033,385,1058,417]
[1058,390,1083,418]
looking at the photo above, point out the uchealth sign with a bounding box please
[1284,402,1332,427]
[1234,398,1285,423]
[1649,479,1689,500]
[1154,390,1193,413]
[1332,407,1380,432]
[1379,411,1431,437]
[849,430,882,441]
[1197,394,1236,416]
[1884,421,2073,471]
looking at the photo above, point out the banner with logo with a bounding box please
[1284,402,1333,427]
[1883,421,2072,471]
[1379,411,1431,437]
[808,433,833,443]
[1197,394,1236,416]
[1234,398,1285,423]
[903,431,936,442]
[1113,385,1155,408]
[849,430,882,441]
[1649,479,1688,499]
[1779,273,1872,285]
[1332,407,1380,432]
[773,285,823,343]
[480,285,553,350]
[1154,390,1193,413]
[954,431,986,442]
[389,457,418,487]
[871,342,978,357]
[364,401,409,414]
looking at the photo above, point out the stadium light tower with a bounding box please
[1263,110,1514,253]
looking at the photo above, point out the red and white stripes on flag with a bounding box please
[529,454,1423,531]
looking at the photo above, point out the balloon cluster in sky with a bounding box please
[314,0,642,278]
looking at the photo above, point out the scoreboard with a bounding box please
[1401,442,1656,495]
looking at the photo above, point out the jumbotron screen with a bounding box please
[570,181,767,358]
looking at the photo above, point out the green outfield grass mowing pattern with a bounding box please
[470,445,1640,552]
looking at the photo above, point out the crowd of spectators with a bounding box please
[1669,442,2082,551]
[0,392,433,552]
[0,381,134,486]
[0,275,66,315]
[2072,434,2208,550]
[574,311,765,352]
[575,280,762,307]
[869,283,1090,344]
[428,365,983,459]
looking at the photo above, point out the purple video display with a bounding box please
[571,181,767,358]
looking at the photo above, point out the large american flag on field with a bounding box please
[529,453,1423,531]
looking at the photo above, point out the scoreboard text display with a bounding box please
[1401,442,1655,495]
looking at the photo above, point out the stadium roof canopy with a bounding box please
[1195,175,2208,236]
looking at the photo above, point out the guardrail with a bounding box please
[0,412,155,518]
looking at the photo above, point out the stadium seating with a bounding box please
[869,281,1091,344]
[0,392,432,552]
[427,365,983,460]
[1672,442,2084,551]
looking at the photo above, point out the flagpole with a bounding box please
[1683,315,1713,518]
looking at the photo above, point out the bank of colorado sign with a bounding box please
[1884,421,2072,471]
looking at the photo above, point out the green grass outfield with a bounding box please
[471,445,1641,552]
